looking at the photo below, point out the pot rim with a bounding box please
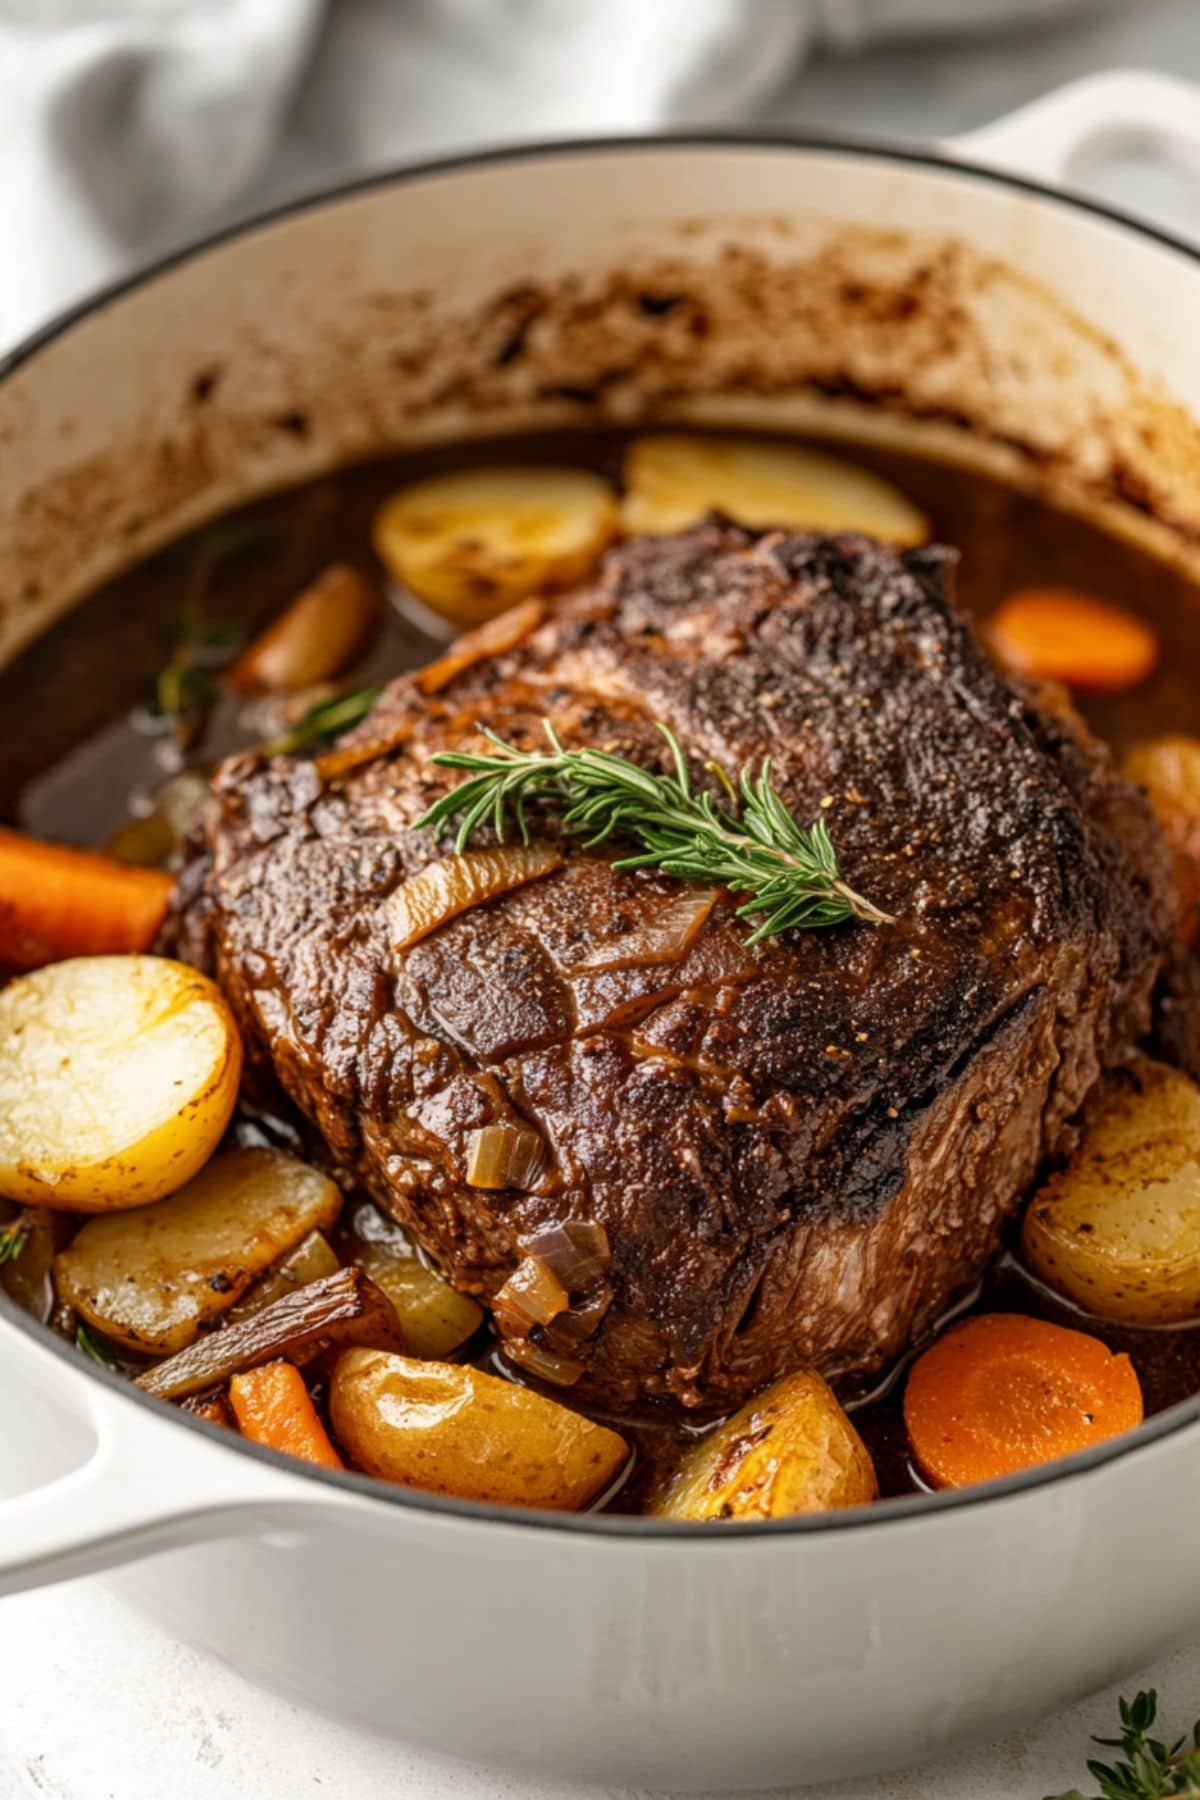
[5,126,1200,1542]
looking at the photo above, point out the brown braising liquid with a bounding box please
[5,430,1199,1505]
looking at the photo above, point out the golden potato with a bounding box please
[0,955,241,1212]
[621,434,929,545]
[1021,1059,1200,1325]
[55,1148,342,1355]
[1123,736,1200,943]
[650,1368,878,1522]
[373,466,618,629]
[330,1348,628,1510]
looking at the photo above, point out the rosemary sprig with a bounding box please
[0,1216,28,1265]
[415,722,892,941]
[1049,1692,1200,1800]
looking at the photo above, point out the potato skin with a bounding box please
[1021,1059,1200,1326]
[1123,736,1200,944]
[651,1368,878,1522]
[56,1148,344,1355]
[0,955,241,1212]
[330,1349,628,1511]
[373,467,618,630]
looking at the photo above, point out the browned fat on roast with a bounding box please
[169,522,1175,1413]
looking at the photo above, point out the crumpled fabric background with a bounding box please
[0,0,1104,351]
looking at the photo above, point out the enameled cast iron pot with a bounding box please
[3,70,1200,1793]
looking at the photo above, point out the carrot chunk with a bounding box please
[0,829,174,969]
[229,1359,344,1471]
[987,586,1159,694]
[903,1313,1143,1490]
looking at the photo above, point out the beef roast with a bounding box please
[171,522,1175,1413]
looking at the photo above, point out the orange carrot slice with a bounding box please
[0,829,174,970]
[987,586,1159,694]
[229,1360,344,1470]
[903,1313,1143,1490]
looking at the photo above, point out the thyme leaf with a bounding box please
[75,1323,121,1370]
[0,1217,28,1265]
[265,685,382,756]
[1047,1692,1200,1800]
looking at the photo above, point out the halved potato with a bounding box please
[1021,1059,1200,1325]
[56,1147,343,1355]
[621,433,929,544]
[0,955,241,1212]
[330,1348,628,1510]
[650,1368,878,1521]
[372,466,618,629]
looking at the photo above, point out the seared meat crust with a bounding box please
[171,523,1174,1412]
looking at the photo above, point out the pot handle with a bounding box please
[946,69,1200,188]
[0,1313,364,1597]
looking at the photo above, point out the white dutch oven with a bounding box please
[3,71,1200,1793]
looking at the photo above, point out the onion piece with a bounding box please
[465,1122,544,1190]
[356,1244,484,1359]
[545,1289,612,1348]
[504,1339,585,1388]
[389,845,562,952]
[520,1219,611,1289]
[136,1266,402,1401]
[227,1229,340,1323]
[573,889,719,974]
[493,1256,570,1337]
[229,563,379,694]
[417,597,545,696]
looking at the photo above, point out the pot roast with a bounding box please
[170,522,1175,1413]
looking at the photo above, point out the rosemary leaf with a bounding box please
[415,721,892,938]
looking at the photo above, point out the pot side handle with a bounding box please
[0,1313,364,1598]
[946,68,1200,189]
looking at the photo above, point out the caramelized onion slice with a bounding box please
[545,1289,612,1347]
[417,597,546,695]
[494,1256,570,1337]
[504,1339,585,1388]
[229,563,379,694]
[136,1266,403,1401]
[389,845,562,952]
[520,1219,611,1289]
[466,1123,544,1190]
[573,889,719,974]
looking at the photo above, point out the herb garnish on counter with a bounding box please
[1049,1692,1200,1800]
[416,721,892,939]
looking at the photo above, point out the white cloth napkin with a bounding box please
[0,0,1104,354]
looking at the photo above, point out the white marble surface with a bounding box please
[5,4,1200,1797]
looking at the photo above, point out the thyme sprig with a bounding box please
[0,1216,28,1265]
[266,685,382,756]
[75,1323,121,1370]
[1049,1692,1200,1800]
[415,721,892,941]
